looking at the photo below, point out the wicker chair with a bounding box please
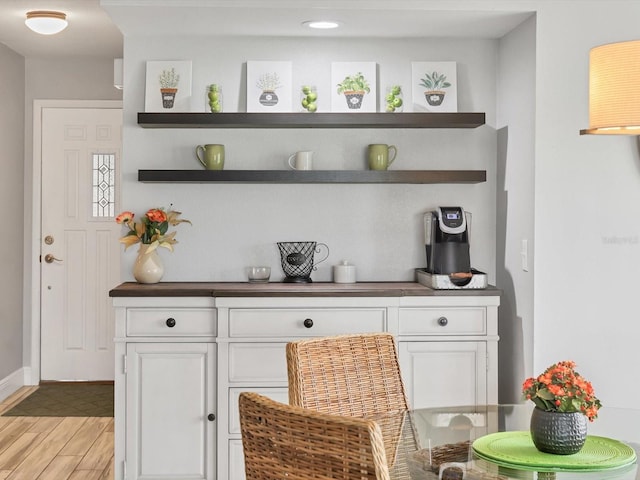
[286,333,410,417]
[286,333,415,478]
[239,391,391,480]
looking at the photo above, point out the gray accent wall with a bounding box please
[0,42,24,383]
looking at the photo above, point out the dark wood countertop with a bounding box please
[109,282,501,298]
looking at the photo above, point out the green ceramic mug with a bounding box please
[367,144,397,170]
[196,144,225,170]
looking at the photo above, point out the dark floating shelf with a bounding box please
[137,170,487,184]
[137,112,486,129]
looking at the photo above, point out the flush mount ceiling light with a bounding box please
[25,10,68,35]
[581,40,640,135]
[302,20,340,29]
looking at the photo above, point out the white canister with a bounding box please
[333,260,356,284]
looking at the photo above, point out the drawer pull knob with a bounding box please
[166,318,176,328]
[207,413,216,422]
[303,318,314,328]
[437,316,448,327]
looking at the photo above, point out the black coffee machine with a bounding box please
[424,206,471,275]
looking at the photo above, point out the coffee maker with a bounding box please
[419,206,487,289]
[424,206,471,275]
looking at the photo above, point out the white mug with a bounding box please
[288,151,314,170]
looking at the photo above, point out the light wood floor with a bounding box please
[0,387,113,480]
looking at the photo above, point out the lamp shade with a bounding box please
[581,40,640,135]
[25,11,68,35]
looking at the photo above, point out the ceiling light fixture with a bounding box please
[581,40,640,135]
[25,10,68,35]
[303,20,340,29]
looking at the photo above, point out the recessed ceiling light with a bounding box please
[303,20,340,30]
[25,10,68,35]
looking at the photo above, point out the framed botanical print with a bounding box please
[411,61,458,112]
[247,61,293,112]
[331,62,377,113]
[144,60,192,112]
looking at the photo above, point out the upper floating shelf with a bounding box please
[137,112,486,129]
[137,170,487,184]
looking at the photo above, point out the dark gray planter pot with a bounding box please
[530,408,588,455]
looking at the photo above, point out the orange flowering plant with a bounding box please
[115,207,191,252]
[522,360,602,422]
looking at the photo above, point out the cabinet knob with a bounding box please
[437,316,448,327]
[166,318,176,328]
[303,318,314,328]
[207,413,216,422]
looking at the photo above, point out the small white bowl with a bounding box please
[247,266,271,283]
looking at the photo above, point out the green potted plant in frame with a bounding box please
[256,72,282,107]
[336,72,370,109]
[419,71,451,106]
[159,67,180,109]
[522,360,601,455]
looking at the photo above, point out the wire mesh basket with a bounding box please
[277,241,329,282]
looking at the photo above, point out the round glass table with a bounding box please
[391,404,639,480]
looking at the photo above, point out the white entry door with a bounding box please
[40,107,122,381]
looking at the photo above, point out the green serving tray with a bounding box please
[472,431,637,472]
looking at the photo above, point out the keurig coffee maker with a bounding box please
[424,206,471,275]
[417,206,487,289]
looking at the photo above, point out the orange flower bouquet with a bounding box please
[522,360,602,422]
[115,207,191,252]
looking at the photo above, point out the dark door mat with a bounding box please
[2,383,114,417]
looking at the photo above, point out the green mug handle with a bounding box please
[387,145,397,166]
[195,145,206,168]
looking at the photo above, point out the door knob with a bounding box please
[44,254,63,263]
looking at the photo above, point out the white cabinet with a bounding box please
[113,297,217,480]
[216,296,390,480]
[112,286,500,480]
[398,341,487,409]
[397,296,500,410]
[126,342,216,479]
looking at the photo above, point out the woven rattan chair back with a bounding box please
[239,391,391,480]
[286,333,410,417]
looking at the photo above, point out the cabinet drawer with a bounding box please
[228,343,287,383]
[228,387,288,434]
[399,307,485,335]
[228,308,386,337]
[127,308,216,336]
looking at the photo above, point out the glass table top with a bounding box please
[391,404,639,480]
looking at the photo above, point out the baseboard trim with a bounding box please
[0,368,26,403]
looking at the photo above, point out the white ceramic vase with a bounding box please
[133,244,164,284]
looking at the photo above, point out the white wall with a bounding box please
[122,36,498,283]
[534,1,640,409]
[0,43,24,382]
[496,15,536,402]
[120,1,640,409]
